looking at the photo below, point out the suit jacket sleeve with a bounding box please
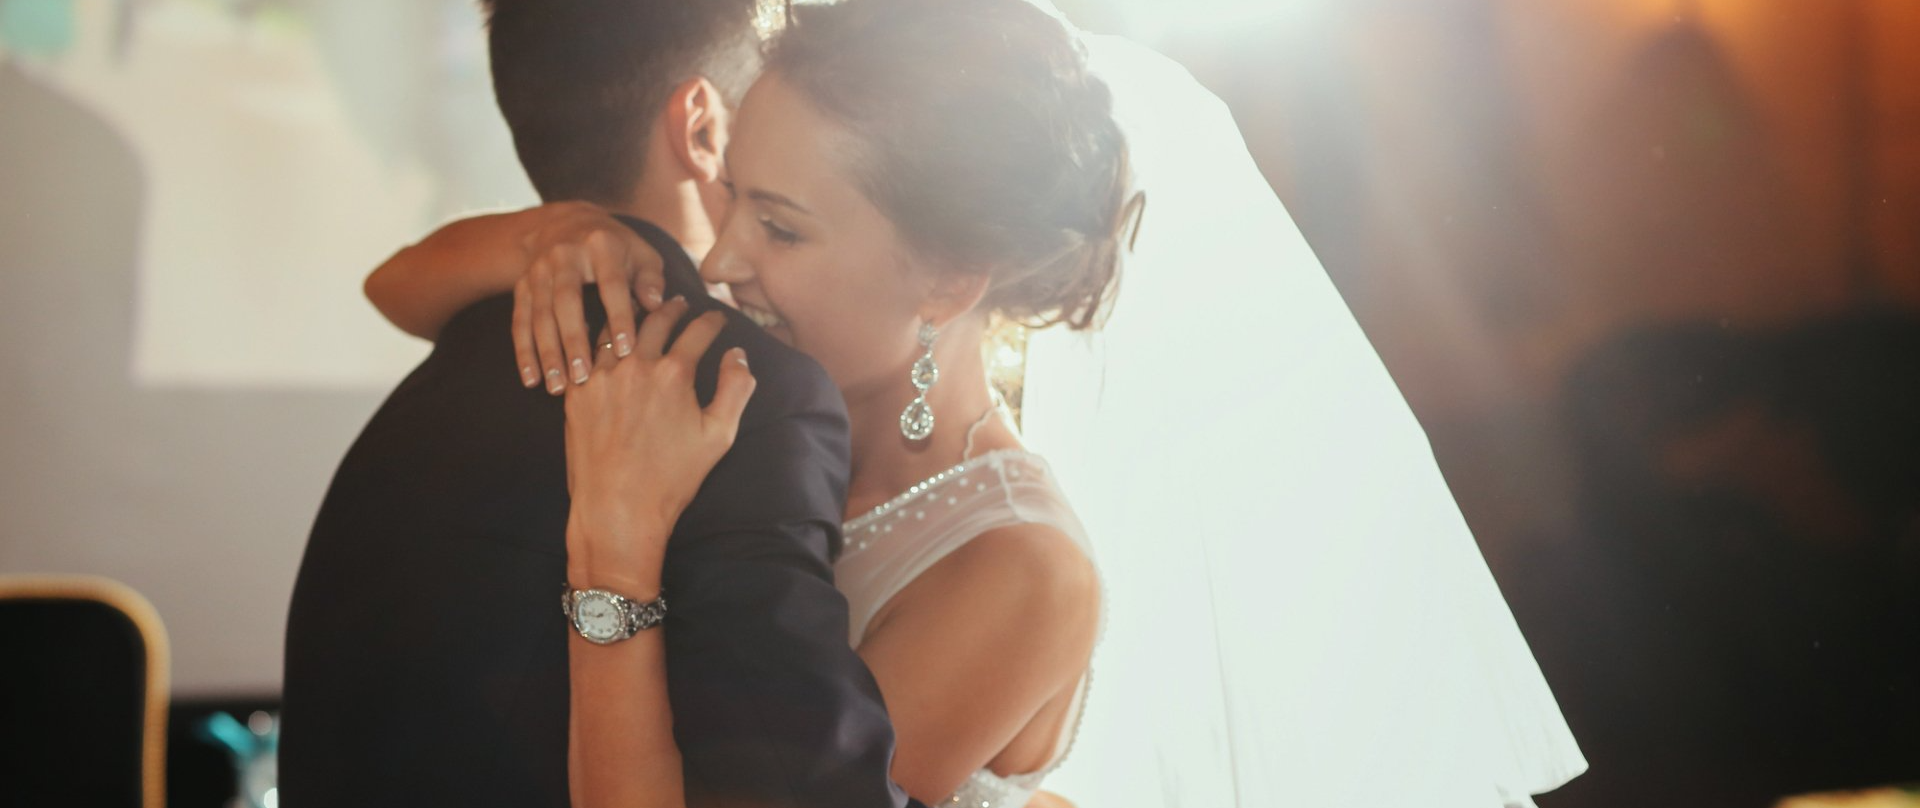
[658,361,925,808]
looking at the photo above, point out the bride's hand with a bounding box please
[512,203,669,394]
[561,298,756,589]
[364,202,667,345]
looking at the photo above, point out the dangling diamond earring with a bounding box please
[900,321,939,441]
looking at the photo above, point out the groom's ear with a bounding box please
[663,77,729,185]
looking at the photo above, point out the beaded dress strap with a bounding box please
[842,448,1040,546]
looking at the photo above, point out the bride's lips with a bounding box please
[726,285,792,340]
[737,301,789,335]
[705,282,738,308]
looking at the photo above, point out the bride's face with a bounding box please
[700,74,932,398]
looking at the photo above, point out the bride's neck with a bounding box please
[841,328,1019,520]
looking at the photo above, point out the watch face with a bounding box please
[573,592,623,642]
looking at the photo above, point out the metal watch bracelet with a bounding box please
[560,583,667,645]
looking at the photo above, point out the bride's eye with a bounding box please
[759,216,800,246]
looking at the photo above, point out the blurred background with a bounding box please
[2,0,1916,805]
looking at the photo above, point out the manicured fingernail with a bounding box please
[545,368,564,394]
[520,366,538,387]
[614,333,632,357]
[644,288,664,307]
[571,358,589,384]
[731,348,749,369]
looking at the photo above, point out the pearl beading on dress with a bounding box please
[842,448,1030,557]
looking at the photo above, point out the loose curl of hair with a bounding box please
[765,0,1139,331]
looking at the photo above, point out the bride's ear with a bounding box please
[664,77,729,184]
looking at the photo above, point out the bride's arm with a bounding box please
[854,525,1101,802]
[565,568,681,808]
[366,207,540,339]
[365,203,665,382]
[561,302,755,808]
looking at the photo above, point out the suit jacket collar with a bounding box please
[613,214,708,303]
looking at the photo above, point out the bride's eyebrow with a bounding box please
[745,187,812,217]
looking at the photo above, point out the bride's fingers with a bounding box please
[705,347,756,445]
[595,276,637,361]
[634,296,689,358]
[664,311,728,369]
[583,228,638,358]
[622,229,667,315]
[591,326,621,371]
[562,329,618,440]
[512,278,539,388]
[552,249,593,385]
[530,257,569,395]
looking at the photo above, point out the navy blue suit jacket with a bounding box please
[282,217,922,808]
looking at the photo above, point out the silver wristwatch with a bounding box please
[561,583,667,645]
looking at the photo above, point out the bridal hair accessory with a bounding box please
[900,321,939,441]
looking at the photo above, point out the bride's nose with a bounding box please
[700,231,755,289]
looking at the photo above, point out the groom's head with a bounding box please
[483,0,769,215]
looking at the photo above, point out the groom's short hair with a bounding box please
[483,0,769,205]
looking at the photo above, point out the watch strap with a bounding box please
[561,583,668,644]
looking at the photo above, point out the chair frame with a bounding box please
[0,574,170,808]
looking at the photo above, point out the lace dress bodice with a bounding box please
[836,448,1101,808]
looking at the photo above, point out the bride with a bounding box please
[372,0,1587,805]
[371,0,1120,805]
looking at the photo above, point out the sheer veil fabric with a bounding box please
[1011,10,1589,807]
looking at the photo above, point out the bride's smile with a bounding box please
[699,74,941,398]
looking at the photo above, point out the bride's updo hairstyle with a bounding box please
[766,0,1136,331]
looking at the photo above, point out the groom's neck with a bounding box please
[616,178,717,262]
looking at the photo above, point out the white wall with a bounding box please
[0,0,531,697]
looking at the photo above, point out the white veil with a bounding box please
[1015,17,1589,808]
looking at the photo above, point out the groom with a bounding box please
[280,2,922,806]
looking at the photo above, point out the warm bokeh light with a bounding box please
[6,0,1917,805]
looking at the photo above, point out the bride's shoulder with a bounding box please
[969,445,1060,490]
[942,521,1099,618]
[873,518,1098,658]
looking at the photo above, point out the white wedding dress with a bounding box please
[835,445,1099,808]
[1008,7,1589,808]
[819,6,1586,807]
